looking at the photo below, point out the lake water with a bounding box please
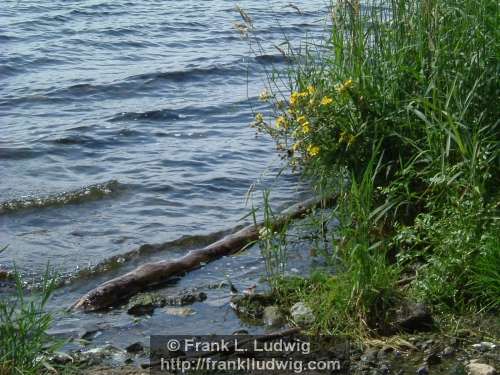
[0,0,329,341]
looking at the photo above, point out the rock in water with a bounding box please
[164,307,196,317]
[125,342,144,354]
[466,362,496,375]
[165,291,207,306]
[127,293,166,316]
[290,302,314,326]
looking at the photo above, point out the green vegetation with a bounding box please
[253,0,499,335]
[0,268,58,375]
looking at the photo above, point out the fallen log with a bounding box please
[71,195,337,312]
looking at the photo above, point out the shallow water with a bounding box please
[0,0,330,341]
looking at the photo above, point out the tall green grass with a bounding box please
[254,0,499,334]
[0,268,58,374]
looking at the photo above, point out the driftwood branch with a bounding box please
[71,195,337,312]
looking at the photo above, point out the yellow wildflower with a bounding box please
[292,142,301,151]
[255,112,264,124]
[259,89,271,102]
[297,115,307,125]
[347,134,357,146]
[335,79,353,94]
[320,96,333,106]
[302,121,311,134]
[307,85,315,95]
[275,115,286,128]
[307,144,320,157]
[290,91,299,106]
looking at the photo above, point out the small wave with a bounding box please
[0,34,18,42]
[0,147,41,160]
[129,64,243,83]
[108,109,181,122]
[254,54,289,64]
[51,134,97,145]
[0,180,123,215]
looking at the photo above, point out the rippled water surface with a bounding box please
[1,0,329,279]
[0,0,333,344]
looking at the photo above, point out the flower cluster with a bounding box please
[253,78,364,169]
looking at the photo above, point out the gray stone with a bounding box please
[396,302,433,332]
[165,291,207,306]
[466,362,496,375]
[126,342,144,354]
[50,352,74,365]
[79,345,128,366]
[263,305,283,326]
[290,302,314,326]
[472,342,497,352]
[232,329,249,335]
[164,307,196,317]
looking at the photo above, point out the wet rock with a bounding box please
[0,268,11,280]
[165,291,207,306]
[126,342,144,354]
[290,302,314,326]
[466,362,496,375]
[232,329,249,335]
[263,305,284,327]
[472,342,497,352]
[396,302,434,332]
[81,328,103,341]
[50,352,74,365]
[127,293,166,316]
[79,345,129,366]
[164,307,196,317]
[416,365,429,375]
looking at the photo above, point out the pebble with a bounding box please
[466,362,496,375]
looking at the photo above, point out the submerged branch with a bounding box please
[70,195,337,312]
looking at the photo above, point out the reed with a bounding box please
[256,0,499,334]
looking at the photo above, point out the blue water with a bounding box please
[0,0,332,345]
[0,0,329,280]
